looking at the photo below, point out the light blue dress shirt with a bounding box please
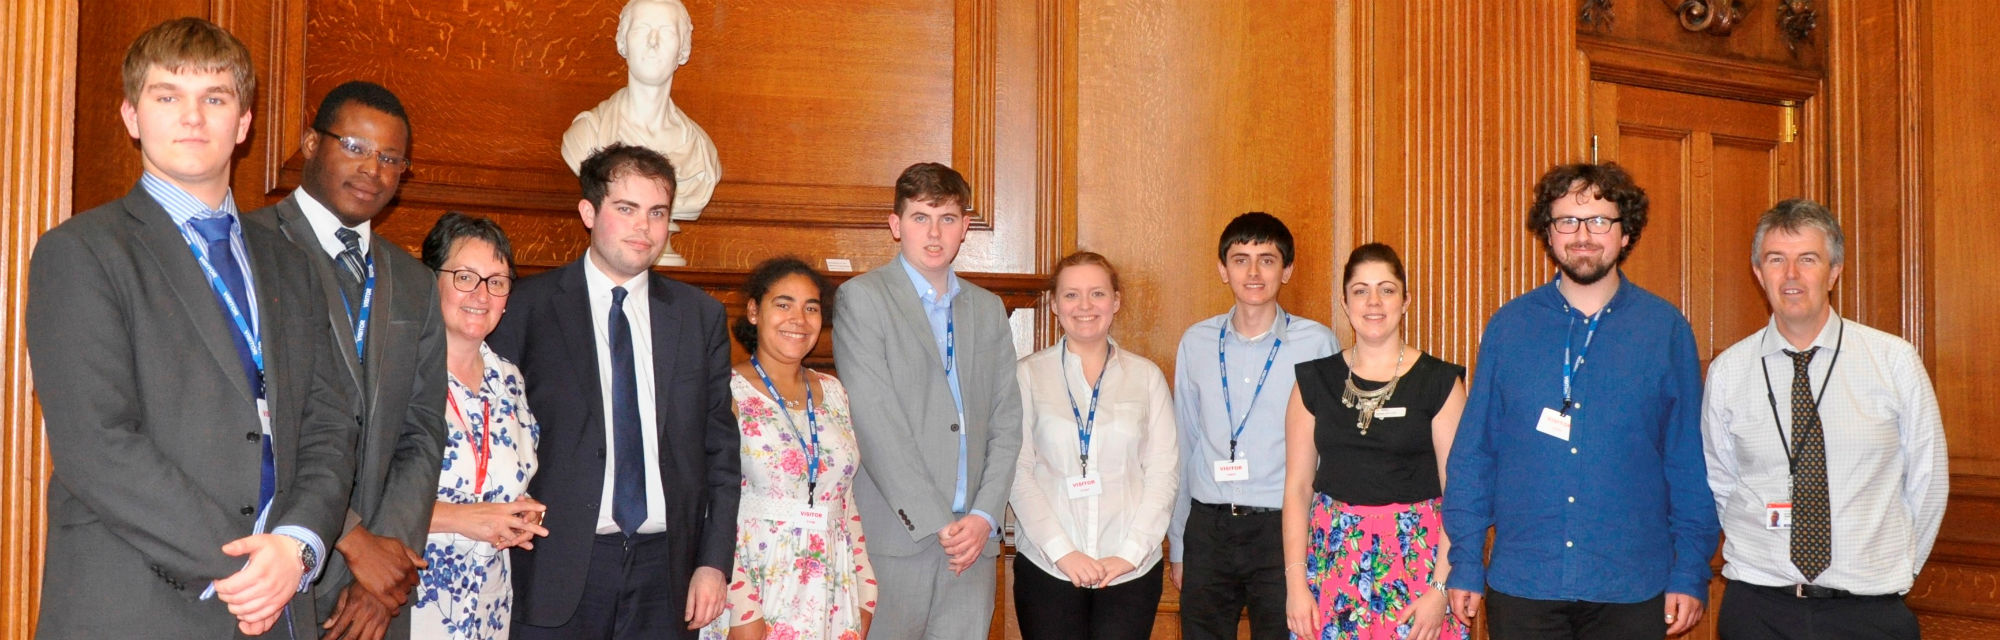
[897,256,997,534]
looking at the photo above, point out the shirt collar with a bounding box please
[140,171,238,226]
[897,253,960,305]
[1220,304,1291,344]
[582,248,652,300]
[293,188,371,257]
[1757,310,1844,357]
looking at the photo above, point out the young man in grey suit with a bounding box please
[27,18,358,638]
[246,81,449,640]
[834,162,1024,639]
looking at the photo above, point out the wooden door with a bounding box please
[1589,82,1805,366]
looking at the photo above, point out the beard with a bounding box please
[1545,242,1620,285]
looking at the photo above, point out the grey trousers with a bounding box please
[867,542,999,640]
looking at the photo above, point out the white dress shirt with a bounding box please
[292,188,372,259]
[1701,313,1948,594]
[1011,338,1180,586]
[583,251,669,535]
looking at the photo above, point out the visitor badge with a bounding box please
[1375,407,1407,419]
[1765,502,1793,530]
[1213,458,1250,482]
[256,398,272,437]
[1536,407,1572,441]
[1066,475,1103,499]
[790,505,830,532]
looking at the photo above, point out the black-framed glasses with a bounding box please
[439,268,513,296]
[1550,216,1623,235]
[314,127,411,174]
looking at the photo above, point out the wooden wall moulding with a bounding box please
[1778,0,1818,53]
[1663,0,1746,36]
[1580,35,1820,104]
[279,0,1004,239]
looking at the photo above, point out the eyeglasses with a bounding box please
[439,268,513,296]
[314,127,411,174]
[1550,216,1623,235]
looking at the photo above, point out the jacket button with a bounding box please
[241,506,255,515]
[948,423,960,433]
[245,432,260,442]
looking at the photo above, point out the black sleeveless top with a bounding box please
[1295,351,1465,506]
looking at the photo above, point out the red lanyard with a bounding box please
[447,386,492,495]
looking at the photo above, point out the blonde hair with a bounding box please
[121,17,256,106]
[1049,251,1122,293]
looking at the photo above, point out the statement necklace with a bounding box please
[1340,347,1406,435]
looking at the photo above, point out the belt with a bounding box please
[1192,500,1280,516]
[1740,580,1890,600]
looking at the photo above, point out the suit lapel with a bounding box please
[647,275,682,440]
[271,196,364,385]
[126,188,258,405]
[359,233,398,409]
[554,261,606,449]
[882,260,949,376]
[244,219,296,478]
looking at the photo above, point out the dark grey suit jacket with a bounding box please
[248,193,448,634]
[27,185,359,638]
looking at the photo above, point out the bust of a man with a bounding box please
[562,0,720,226]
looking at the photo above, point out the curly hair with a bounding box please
[731,256,836,354]
[1526,162,1649,262]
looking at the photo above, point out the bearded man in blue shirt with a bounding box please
[1443,162,1720,640]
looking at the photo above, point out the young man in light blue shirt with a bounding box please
[1169,212,1338,640]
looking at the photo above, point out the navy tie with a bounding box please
[609,286,646,535]
[188,215,275,513]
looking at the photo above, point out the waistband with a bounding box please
[1732,579,1902,600]
[1192,500,1280,516]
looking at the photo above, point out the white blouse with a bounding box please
[1010,338,1180,586]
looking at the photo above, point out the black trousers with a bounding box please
[514,532,690,640]
[1717,580,1921,640]
[1485,588,1667,640]
[1178,502,1287,640]
[1013,555,1165,640]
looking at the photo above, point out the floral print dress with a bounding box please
[702,370,876,640]
[413,343,539,640]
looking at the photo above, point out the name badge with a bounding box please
[1375,407,1407,419]
[1213,458,1250,482]
[1066,475,1103,499]
[790,505,830,532]
[1536,407,1572,441]
[745,500,831,531]
[256,398,273,437]
[1765,502,1793,530]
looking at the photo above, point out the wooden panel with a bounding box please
[1,1,74,637]
[1925,0,2000,476]
[1577,0,1825,73]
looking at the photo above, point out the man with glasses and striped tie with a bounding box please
[248,80,451,640]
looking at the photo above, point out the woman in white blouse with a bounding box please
[1010,251,1180,640]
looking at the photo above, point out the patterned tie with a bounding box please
[608,286,647,535]
[188,215,275,513]
[333,228,366,310]
[1787,348,1832,581]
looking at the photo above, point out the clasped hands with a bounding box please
[937,514,992,575]
[1053,551,1138,589]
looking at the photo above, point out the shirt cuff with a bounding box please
[272,525,327,592]
[970,509,1000,540]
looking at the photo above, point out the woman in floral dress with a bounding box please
[705,257,874,640]
[412,213,547,639]
[1282,243,1469,640]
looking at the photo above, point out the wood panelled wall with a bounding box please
[10,1,2000,638]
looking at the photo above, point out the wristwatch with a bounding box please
[294,537,318,573]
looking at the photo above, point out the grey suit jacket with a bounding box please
[248,193,448,632]
[27,185,360,638]
[832,258,1022,557]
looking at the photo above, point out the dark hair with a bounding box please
[1753,198,1846,266]
[893,162,972,215]
[1216,212,1295,266]
[1526,162,1649,262]
[1049,251,1121,293]
[579,143,678,211]
[1342,242,1407,293]
[312,80,410,135]
[421,211,515,276]
[731,256,836,354]
[121,17,255,106]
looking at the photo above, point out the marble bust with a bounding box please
[561,0,721,266]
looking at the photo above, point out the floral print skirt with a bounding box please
[1299,494,1468,640]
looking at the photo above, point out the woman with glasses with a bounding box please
[1283,243,1469,640]
[412,212,547,639]
[703,256,874,640]
[1009,251,1179,640]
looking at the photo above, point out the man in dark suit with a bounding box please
[246,81,448,640]
[488,143,739,639]
[27,17,357,638]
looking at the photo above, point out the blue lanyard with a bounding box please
[1060,337,1109,477]
[1560,307,1605,415]
[338,252,377,362]
[179,223,264,393]
[1219,313,1287,460]
[943,312,956,376]
[750,355,820,506]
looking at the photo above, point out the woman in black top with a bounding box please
[1281,243,1469,640]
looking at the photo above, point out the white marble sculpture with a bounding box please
[561,0,721,266]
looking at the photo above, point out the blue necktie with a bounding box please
[188,215,275,513]
[609,286,646,535]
